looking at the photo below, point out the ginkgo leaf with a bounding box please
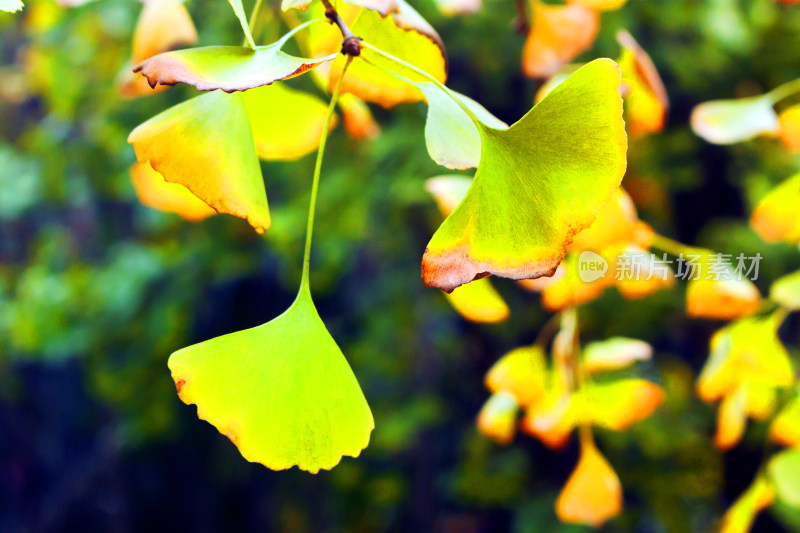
[778,104,800,152]
[134,23,337,92]
[768,448,800,507]
[616,30,669,137]
[583,337,653,373]
[444,277,509,323]
[751,173,800,243]
[329,0,447,107]
[769,395,800,447]
[227,0,256,49]
[485,346,547,406]
[556,439,623,527]
[422,59,627,292]
[715,384,748,449]
[535,65,580,104]
[691,94,779,145]
[719,477,776,533]
[476,391,519,445]
[521,389,575,449]
[523,1,599,79]
[0,0,23,12]
[169,288,374,473]
[771,270,800,310]
[130,162,216,221]
[243,83,334,160]
[568,188,640,252]
[133,0,198,65]
[338,93,381,139]
[685,251,761,320]
[577,379,664,430]
[128,90,270,233]
[536,253,613,310]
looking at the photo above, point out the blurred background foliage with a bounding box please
[1,0,800,531]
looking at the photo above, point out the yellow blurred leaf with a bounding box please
[485,346,547,406]
[556,439,623,527]
[130,162,216,221]
[476,391,519,445]
[444,277,510,323]
[523,1,598,78]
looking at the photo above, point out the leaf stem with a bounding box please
[248,0,264,34]
[320,0,361,55]
[768,77,800,104]
[299,56,353,293]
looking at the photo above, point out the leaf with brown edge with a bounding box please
[130,162,216,221]
[616,30,669,137]
[329,0,448,108]
[128,90,270,233]
[522,1,599,79]
[134,22,337,93]
[422,59,627,292]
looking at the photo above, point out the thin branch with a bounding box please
[320,0,361,55]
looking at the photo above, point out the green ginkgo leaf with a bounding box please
[227,0,256,49]
[134,21,337,92]
[768,448,800,507]
[771,270,800,310]
[169,287,374,473]
[0,0,23,12]
[691,95,779,145]
[128,90,270,233]
[421,59,627,292]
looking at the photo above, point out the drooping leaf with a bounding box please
[616,30,669,137]
[444,277,509,323]
[130,162,216,221]
[769,394,800,447]
[128,91,270,233]
[169,288,374,473]
[0,0,23,13]
[691,94,779,144]
[577,379,664,430]
[768,448,800,507]
[227,0,256,49]
[243,83,334,160]
[476,391,518,445]
[582,337,653,373]
[556,439,623,527]
[329,0,448,107]
[751,173,800,243]
[485,346,547,406]
[522,1,599,79]
[422,59,627,292]
[134,23,337,92]
[771,270,800,310]
[778,104,800,152]
[719,477,776,533]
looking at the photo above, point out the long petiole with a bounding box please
[299,56,354,293]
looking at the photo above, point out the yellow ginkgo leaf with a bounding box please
[577,379,664,430]
[338,93,381,140]
[130,162,216,221]
[476,391,519,445]
[612,245,676,300]
[556,439,623,527]
[569,0,628,10]
[684,251,761,320]
[719,477,775,533]
[750,173,800,244]
[485,346,547,406]
[568,188,640,253]
[444,277,510,323]
[715,384,748,450]
[769,395,800,447]
[616,30,669,137]
[521,384,576,449]
[778,104,800,152]
[133,0,198,65]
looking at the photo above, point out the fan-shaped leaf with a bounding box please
[556,440,622,527]
[485,346,547,406]
[476,391,518,445]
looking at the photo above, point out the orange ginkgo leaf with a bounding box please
[130,162,216,221]
[715,384,748,450]
[578,379,664,431]
[778,105,800,152]
[444,277,510,323]
[521,391,575,449]
[684,251,761,320]
[750,173,800,244]
[568,188,640,253]
[556,439,623,527]
[616,30,669,137]
[769,395,800,447]
[522,1,599,79]
[485,346,547,406]
[719,477,776,533]
[612,245,675,299]
[338,93,381,140]
[434,0,481,16]
[477,391,519,445]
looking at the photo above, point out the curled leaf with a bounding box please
[476,391,519,445]
[556,439,623,527]
[169,289,374,473]
[130,162,216,221]
[444,277,509,323]
[422,59,627,292]
[134,24,337,93]
[128,91,270,233]
[751,173,800,243]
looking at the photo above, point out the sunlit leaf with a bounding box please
[616,30,669,137]
[685,251,761,320]
[569,0,628,10]
[425,175,473,217]
[613,244,675,299]
[444,277,510,323]
[134,23,337,92]
[568,189,641,253]
[691,94,779,145]
[768,448,800,507]
[715,384,747,449]
[719,477,775,533]
[751,173,800,243]
[434,0,481,16]
[422,59,627,292]
[556,439,623,527]
[578,379,664,430]
[282,0,399,15]
[522,1,599,78]
[769,394,800,447]
[521,388,575,449]
[771,270,800,310]
[0,0,23,12]
[330,0,447,107]
[338,93,380,139]
[485,346,547,406]
[130,162,216,221]
[535,65,580,104]
[778,104,800,152]
[128,91,270,233]
[536,253,613,310]
[583,337,652,373]
[169,288,374,473]
[133,0,198,64]
[227,0,256,49]
[476,391,518,445]
[243,83,333,160]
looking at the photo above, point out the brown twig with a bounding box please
[320,0,362,56]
